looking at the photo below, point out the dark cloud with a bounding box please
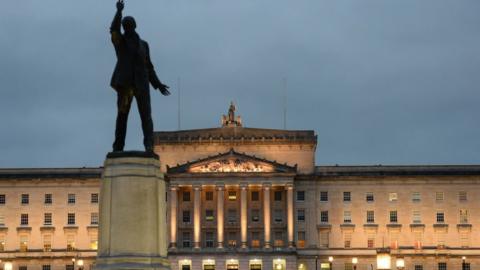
[1,0,479,167]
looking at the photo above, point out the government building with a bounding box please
[0,105,479,270]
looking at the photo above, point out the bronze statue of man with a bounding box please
[110,0,170,152]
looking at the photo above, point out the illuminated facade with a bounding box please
[0,107,480,270]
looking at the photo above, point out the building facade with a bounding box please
[0,108,479,270]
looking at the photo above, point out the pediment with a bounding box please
[167,149,296,174]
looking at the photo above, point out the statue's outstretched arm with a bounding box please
[110,0,124,45]
[145,43,170,96]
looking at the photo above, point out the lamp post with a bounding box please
[462,256,466,270]
[71,258,75,270]
[352,257,358,270]
[315,256,318,270]
[328,256,334,270]
[395,258,405,270]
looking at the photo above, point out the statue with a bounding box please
[109,0,170,152]
[221,102,242,127]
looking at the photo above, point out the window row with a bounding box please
[180,190,285,202]
[318,191,469,203]
[0,193,99,205]
[179,209,286,223]
[0,233,98,252]
[177,230,287,248]
[4,212,99,226]
[340,263,467,270]
[313,209,470,224]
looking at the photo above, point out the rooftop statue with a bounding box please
[109,0,170,152]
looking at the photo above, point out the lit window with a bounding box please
[44,213,52,226]
[459,191,467,202]
[0,194,5,204]
[205,231,214,248]
[274,231,284,247]
[389,211,398,223]
[0,237,4,251]
[182,211,190,223]
[438,262,447,270]
[412,192,421,202]
[296,191,305,201]
[20,235,28,252]
[274,209,283,223]
[66,234,75,251]
[67,213,75,225]
[436,192,444,202]
[182,191,190,202]
[251,209,260,222]
[436,211,445,223]
[90,237,98,250]
[366,192,374,202]
[343,192,351,202]
[228,231,237,247]
[43,234,52,252]
[460,209,468,224]
[389,192,398,202]
[205,210,214,222]
[320,191,328,202]
[366,211,375,223]
[320,211,329,223]
[91,213,99,225]
[251,191,259,201]
[344,232,352,248]
[297,231,305,248]
[21,194,29,205]
[274,191,282,201]
[412,211,421,224]
[91,193,99,203]
[205,191,213,201]
[367,234,375,248]
[251,231,260,248]
[67,194,75,204]
[343,211,352,223]
[20,213,28,226]
[414,232,422,249]
[182,232,191,248]
[44,194,52,204]
[297,209,305,222]
[228,191,237,201]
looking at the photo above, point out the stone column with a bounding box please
[96,151,170,270]
[240,184,248,249]
[216,185,224,249]
[169,185,178,249]
[193,185,202,249]
[287,184,295,248]
[263,184,271,249]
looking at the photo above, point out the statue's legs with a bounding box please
[135,89,154,152]
[113,92,133,151]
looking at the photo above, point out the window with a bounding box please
[0,237,5,251]
[91,193,99,203]
[228,209,237,223]
[0,194,5,204]
[228,231,237,247]
[344,211,352,223]
[91,212,99,225]
[44,194,52,204]
[460,209,468,224]
[20,213,28,225]
[459,191,467,202]
[228,191,237,201]
[251,191,259,201]
[436,211,445,223]
[182,191,190,202]
[296,191,305,201]
[67,194,75,204]
[0,214,4,226]
[20,235,28,251]
[182,232,191,248]
[21,194,29,204]
[415,265,423,270]
[66,235,75,251]
[320,211,329,223]
[438,262,447,270]
[367,234,375,248]
[320,191,328,202]
[366,192,374,202]
[389,192,398,202]
[274,231,284,247]
[43,234,52,252]
[182,210,190,223]
[463,263,471,270]
[460,232,470,247]
[390,232,399,249]
[412,210,421,224]
[436,192,444,202]
[90,234,98,250]
[412,192,421,202]
[297,231,305,248]
[42,265,51,270]
[67,213,75,225]
[251,209,260,222]
[205,191,213,201]
[251,231,260,247]
[44,213,52,226]
[344,232,352,248]
[319,231,329,248]
[205,210,214,222]
[66,265,74,270]
[19,267,27,270]
[389,211,398,223]
[274,209,283,223]
[274,191,282,201]
[292,209,303,222]
[205,231,214,248]
[366,211,375,223]
[343,192,351,202]
[344,263,353,270]
[414,232,422,249]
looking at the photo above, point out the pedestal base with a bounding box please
[95,151,170,270]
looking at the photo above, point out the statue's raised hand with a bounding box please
[116,0,124,11]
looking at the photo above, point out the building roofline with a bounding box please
[315,165,480,176]
[0,167,102,179]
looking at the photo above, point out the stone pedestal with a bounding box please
[95,151,170,270]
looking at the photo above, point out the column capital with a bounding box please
[216,183,225,191]
[169,185,179,191]
[240,183,248,189]
[262,183,272,189]
[193,185,202,191]
[286,183,294,190]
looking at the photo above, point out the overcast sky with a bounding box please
[1,0,479,168]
